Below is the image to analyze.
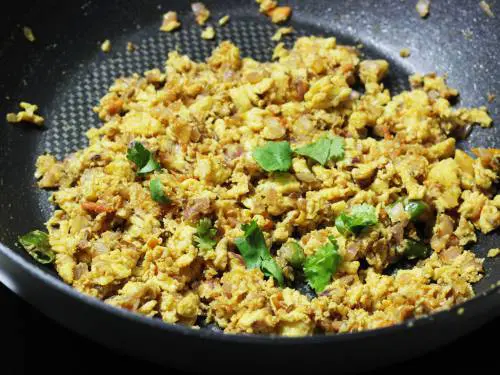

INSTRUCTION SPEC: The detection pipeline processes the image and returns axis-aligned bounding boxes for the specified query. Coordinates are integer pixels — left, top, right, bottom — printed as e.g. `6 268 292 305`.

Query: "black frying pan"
0 0 499 373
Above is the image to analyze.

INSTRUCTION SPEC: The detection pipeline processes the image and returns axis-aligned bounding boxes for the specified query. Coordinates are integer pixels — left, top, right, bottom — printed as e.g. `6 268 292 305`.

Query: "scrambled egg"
35 37 498 336
7 102 44 126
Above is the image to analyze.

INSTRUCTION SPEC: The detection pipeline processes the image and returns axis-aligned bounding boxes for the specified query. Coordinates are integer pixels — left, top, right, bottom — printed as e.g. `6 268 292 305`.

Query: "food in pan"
22 26 36 42
201 26 216 40
256 0 292 23
271 27 294 41
160 11 181 32
26 37 499 336
218 15 230 27
101 39 112 53
192 2 211 26
416 0 431 18
6 102 44 126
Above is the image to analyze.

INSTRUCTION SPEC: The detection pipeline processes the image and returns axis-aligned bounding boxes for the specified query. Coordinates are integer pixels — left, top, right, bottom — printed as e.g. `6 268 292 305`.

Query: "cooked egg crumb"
399 48 411 58
487 248 500 258
218 15 230 26
192 2 211 25
126 42 137 52
479 1 495 18
101 40 112 53
160 11 181 32
23 27 36 42
416 0 430 18
6 102 44 126
269 6 292 23
256 0 278 13
201 26 216 40
271 27 294 41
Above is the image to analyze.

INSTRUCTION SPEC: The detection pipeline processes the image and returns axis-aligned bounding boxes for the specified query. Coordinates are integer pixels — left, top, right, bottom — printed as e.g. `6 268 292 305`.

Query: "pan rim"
1 241 499 344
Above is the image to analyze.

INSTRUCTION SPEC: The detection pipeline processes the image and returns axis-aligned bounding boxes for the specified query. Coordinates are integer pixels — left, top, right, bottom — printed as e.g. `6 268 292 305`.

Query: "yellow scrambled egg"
35 37 499 336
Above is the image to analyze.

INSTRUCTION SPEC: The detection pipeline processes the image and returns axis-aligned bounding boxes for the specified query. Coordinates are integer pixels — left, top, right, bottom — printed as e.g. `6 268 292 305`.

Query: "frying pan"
0 0 499 372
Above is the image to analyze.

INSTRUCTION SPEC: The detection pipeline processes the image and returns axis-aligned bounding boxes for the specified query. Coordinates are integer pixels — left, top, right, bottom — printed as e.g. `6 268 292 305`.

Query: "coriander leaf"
303 236 341 293
328 136 345 161
18 230 55 264
149 179 171 204
234 221 268 268
253 141 292 172
334 213 351 236
139 157 161 175
234 220 284 286
349 204 378 228
127 141 160 175
260 257 284 287
294 135 345 165
193 218 217 252
127 141 149 167
295 137 331 165
335 204 378 235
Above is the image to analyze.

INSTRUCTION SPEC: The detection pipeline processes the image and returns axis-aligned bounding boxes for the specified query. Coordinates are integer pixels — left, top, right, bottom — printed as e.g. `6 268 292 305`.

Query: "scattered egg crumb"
201 26 216 40
218 15 230 26
269 6 292 23
6 102 44 126
416 0 431 18
192 2 211 25
271 26 294 41
457 307 465 315
101 39 112 53
126 42 138 52
479 1 495 18
487 248 500 258
160 11 181 32
23 26 36 42
256 0 278 13
255 1 292 23
399 48 411 58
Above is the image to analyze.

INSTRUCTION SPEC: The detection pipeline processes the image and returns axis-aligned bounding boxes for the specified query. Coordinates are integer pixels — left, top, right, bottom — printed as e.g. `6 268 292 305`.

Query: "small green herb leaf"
294 135 345 165
127 141 160 175
253 141 293 172
303 236 341 293
234 220 284 286
335 204 378 235
261 257 284 285
149 179 171 204
18 230 55 264
193 218 218 252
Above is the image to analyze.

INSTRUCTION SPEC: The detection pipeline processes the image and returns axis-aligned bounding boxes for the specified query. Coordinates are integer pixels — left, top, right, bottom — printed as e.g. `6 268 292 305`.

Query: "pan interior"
0 0 498 315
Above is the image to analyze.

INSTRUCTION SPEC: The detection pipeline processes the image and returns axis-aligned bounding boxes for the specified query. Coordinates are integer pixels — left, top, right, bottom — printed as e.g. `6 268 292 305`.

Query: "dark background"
2 282 497 374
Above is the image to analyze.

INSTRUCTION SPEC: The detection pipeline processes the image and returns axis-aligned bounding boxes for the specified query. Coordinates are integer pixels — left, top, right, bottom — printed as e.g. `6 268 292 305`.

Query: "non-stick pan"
0 0 499 372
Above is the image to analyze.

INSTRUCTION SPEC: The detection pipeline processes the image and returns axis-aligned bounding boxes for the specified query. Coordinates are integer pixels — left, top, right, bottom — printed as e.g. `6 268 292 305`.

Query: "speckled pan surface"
0 0 498 371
